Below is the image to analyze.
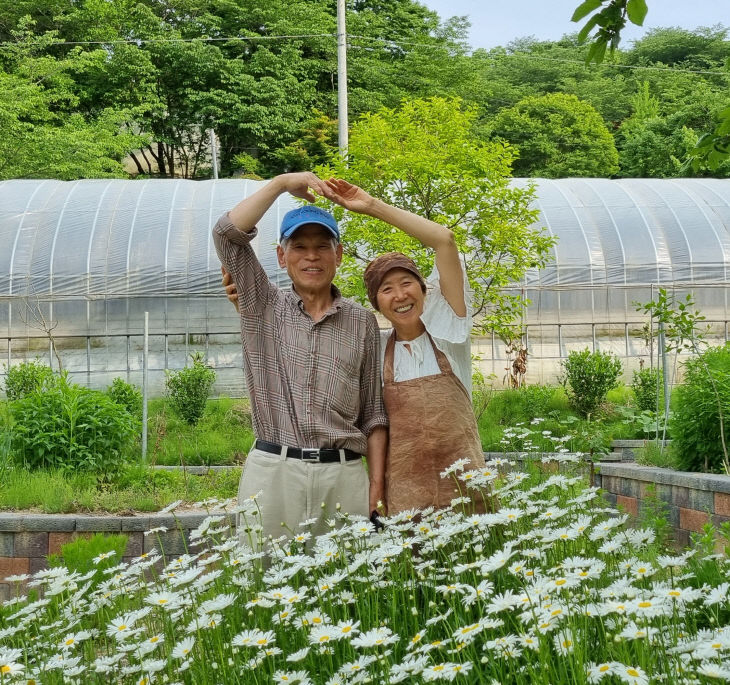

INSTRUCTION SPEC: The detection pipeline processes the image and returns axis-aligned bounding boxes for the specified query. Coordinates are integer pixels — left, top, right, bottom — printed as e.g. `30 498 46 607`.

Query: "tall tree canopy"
490 93 619 178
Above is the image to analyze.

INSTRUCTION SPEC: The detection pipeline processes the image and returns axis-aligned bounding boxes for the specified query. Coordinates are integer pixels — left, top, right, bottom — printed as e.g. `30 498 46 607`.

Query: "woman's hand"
221 266 240 313
323 178 375 215
369 478 386 519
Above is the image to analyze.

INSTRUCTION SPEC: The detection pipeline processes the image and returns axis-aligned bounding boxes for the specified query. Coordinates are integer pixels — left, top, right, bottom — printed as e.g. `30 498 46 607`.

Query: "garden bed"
4 456 730 684
596 461 730 548
0 465 241 514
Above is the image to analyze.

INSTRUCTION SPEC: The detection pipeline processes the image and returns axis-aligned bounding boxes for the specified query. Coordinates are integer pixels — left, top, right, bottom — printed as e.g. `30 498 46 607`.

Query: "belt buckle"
301 448 321 463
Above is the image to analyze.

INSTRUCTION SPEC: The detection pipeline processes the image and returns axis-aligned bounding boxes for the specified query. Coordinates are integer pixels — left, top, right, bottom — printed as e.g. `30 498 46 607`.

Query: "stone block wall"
595 463 730 548
0 512 236 602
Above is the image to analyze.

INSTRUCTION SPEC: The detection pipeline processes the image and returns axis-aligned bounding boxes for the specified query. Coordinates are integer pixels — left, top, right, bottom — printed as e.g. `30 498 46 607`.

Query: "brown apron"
383 331 486 514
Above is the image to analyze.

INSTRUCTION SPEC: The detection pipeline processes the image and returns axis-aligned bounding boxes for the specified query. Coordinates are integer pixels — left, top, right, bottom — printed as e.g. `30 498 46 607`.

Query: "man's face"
276 224 342 295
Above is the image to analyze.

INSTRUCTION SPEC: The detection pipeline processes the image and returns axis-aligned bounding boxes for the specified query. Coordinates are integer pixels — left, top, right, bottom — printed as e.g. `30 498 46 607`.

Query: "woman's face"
376 268 425 328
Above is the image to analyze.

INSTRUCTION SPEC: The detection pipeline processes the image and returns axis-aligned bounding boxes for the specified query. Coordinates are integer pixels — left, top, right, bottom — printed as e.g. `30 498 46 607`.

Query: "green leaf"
626 0 648 26
586 38 608 64
577 15 600 43
571 0 603 22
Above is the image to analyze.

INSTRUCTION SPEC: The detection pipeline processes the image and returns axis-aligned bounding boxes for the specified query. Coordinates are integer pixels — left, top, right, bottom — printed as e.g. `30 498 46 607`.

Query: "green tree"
0 0 474 178
0 25 143 180
490 93 619 178
570 1 730 172
318 97 556 338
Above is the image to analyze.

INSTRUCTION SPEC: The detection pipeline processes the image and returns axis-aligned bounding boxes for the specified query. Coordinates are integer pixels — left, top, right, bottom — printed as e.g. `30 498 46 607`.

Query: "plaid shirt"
213 213 388 454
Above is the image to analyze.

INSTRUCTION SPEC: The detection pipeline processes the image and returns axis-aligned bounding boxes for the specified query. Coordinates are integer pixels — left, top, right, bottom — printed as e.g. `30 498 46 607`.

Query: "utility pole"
337 0 348 156
209 129 219 179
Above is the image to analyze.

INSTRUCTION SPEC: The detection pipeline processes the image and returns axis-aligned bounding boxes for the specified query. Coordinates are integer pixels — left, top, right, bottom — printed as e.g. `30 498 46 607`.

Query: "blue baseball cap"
279 206 340 243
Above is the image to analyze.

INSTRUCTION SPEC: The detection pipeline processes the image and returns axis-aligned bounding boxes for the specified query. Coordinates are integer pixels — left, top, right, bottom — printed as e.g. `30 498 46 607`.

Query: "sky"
418 0 728 51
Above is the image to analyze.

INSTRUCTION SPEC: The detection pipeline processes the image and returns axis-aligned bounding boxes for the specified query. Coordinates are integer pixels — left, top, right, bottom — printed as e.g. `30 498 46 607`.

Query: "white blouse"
379 265 472 396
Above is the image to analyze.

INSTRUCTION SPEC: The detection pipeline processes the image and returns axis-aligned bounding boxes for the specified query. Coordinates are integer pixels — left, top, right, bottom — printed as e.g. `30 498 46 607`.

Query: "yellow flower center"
627 668 639 677
638 601 652 608
555 579 566 586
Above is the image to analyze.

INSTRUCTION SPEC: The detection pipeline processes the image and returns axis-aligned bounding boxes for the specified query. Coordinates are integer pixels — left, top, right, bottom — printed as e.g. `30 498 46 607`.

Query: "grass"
635 441 680 470
0 463 241 513
146 396 254 466
476 384 665 455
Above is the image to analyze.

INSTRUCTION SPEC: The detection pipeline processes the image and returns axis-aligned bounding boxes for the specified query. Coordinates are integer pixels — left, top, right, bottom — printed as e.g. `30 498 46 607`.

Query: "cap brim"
280 220 339 242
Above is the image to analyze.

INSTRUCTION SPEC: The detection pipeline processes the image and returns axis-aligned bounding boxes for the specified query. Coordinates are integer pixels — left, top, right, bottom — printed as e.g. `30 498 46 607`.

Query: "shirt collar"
287 284 343 316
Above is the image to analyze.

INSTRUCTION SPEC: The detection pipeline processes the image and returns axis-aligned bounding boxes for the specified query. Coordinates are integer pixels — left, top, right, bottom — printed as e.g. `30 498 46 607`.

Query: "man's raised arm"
228 172 330 233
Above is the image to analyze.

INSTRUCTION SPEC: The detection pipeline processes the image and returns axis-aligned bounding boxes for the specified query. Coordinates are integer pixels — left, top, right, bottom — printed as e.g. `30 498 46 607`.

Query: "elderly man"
213 172 388 549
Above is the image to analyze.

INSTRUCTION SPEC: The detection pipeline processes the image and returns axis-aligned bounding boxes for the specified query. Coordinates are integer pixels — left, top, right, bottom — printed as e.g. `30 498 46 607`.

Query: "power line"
483 51 730 78
0 33 338 47
1 30 728 78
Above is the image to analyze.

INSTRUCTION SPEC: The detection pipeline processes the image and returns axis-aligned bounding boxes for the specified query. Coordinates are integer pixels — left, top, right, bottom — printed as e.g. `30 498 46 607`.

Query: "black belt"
255 440 361 463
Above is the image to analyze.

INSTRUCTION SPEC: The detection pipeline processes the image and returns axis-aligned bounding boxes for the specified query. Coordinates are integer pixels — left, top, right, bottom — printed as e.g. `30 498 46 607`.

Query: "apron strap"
426 332 454 376
383 330 397 384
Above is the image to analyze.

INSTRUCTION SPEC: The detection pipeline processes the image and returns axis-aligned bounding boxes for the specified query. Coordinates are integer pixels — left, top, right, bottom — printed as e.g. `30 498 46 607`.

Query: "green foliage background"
0 1 727 180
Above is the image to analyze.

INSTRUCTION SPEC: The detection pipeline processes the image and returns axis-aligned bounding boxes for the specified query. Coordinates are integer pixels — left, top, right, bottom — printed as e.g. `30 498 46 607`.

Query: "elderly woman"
223 176 486 515
322 178 485 515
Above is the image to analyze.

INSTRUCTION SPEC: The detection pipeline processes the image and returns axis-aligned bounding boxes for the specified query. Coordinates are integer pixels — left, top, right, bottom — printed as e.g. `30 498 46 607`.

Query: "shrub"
632 367 663 412
3 359 56 400
106 377 143 418
165 352 216 425
9 377 139 473
670 343 730 473
559 348 623 418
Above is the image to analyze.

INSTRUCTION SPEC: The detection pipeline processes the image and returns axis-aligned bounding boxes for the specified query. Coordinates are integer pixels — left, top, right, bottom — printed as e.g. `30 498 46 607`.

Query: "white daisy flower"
171 637 195 659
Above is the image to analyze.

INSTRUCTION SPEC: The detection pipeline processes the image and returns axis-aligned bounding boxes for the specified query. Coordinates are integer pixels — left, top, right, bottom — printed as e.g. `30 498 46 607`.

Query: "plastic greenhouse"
1 177 730 396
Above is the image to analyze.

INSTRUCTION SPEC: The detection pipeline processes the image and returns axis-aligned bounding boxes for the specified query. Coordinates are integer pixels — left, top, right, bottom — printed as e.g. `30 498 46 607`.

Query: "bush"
670 343 730 473
165 352 216 425
47 532 128 582
9 377 139 473
106 377 143 418
632 367 663 412
559 348 623 418
3 360 56 400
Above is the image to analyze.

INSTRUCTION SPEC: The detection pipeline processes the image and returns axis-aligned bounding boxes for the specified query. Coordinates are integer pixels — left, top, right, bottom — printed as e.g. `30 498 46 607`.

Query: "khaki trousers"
237 447 369 550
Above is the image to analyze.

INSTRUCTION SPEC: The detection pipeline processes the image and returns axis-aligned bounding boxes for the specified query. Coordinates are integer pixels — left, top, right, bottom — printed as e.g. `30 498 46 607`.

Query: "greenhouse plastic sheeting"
0 178 291 299
1 177 730 391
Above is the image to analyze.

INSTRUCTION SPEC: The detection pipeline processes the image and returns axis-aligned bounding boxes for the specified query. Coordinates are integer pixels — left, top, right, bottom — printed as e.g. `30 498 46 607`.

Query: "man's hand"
221 266 240 313
323 178 376 215
278 172 330 203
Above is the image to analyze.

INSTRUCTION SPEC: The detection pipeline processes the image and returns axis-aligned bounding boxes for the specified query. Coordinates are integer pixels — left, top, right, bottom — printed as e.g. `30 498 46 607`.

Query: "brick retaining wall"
595 463 730 548
0 511 236 602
